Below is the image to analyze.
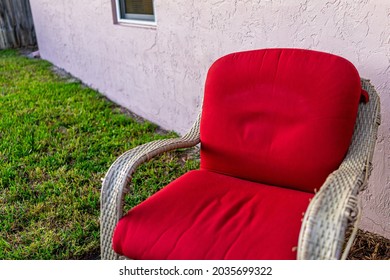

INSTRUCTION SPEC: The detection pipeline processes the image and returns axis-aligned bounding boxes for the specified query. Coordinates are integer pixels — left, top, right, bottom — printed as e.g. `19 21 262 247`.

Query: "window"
116 0 155 24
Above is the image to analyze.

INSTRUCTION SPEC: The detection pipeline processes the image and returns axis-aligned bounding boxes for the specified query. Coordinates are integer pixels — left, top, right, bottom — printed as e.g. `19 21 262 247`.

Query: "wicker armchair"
100 49 380 260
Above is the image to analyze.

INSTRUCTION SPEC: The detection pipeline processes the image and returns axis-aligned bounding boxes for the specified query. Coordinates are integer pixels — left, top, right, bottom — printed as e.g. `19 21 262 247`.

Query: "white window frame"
115 0 156 26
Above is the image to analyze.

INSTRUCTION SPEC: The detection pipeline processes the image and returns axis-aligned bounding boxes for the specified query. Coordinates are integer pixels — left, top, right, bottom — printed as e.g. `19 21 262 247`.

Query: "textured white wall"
30 0 389 238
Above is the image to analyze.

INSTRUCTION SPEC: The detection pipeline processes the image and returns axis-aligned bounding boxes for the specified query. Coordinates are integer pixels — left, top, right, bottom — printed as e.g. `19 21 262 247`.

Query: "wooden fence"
0 0 36 49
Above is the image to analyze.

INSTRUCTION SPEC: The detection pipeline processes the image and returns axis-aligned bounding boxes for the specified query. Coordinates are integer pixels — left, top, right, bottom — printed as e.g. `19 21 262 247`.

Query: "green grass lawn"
1 50 388 261
0 49 199 259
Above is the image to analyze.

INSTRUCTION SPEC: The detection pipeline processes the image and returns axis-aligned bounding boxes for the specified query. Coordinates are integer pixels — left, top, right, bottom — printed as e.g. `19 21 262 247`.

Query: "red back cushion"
200 49 362 192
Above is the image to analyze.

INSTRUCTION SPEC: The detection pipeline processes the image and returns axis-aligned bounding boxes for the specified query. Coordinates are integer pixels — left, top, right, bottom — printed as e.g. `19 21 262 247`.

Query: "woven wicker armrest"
297 79 381 259
100 115 200 259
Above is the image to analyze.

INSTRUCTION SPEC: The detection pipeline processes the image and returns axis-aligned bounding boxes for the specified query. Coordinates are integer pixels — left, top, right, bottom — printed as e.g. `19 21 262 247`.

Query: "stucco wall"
30 0 389 238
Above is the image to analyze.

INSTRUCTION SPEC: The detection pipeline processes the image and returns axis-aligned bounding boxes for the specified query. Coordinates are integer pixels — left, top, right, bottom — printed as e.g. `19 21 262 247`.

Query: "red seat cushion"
113 170 313 260
200 48 362 192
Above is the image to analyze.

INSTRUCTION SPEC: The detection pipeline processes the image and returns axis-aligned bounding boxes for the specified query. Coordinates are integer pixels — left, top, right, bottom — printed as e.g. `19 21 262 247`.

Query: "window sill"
116 19 157 29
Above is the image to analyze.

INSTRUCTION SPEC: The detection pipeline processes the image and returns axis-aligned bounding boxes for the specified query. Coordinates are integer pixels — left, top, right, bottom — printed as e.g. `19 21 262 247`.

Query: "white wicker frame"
100 79 380 260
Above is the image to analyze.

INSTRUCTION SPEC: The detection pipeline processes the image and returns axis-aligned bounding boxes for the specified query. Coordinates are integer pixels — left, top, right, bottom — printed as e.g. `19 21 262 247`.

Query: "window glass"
118 0 155 23
124 0 154 15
